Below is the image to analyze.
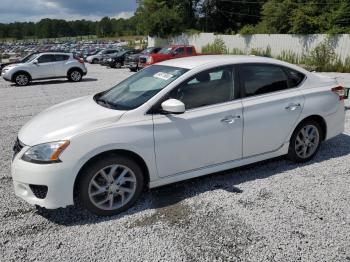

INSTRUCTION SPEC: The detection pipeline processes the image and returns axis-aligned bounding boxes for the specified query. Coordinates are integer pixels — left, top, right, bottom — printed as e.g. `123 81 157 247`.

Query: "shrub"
250 46 271 57
202 37 228 54
230 48 246 55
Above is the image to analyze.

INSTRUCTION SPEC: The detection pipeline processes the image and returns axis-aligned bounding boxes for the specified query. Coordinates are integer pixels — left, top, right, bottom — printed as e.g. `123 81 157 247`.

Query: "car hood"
18 95 126 146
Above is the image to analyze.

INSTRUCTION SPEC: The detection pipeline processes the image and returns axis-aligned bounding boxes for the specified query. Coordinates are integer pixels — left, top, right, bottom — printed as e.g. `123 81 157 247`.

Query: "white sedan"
11 55 345 216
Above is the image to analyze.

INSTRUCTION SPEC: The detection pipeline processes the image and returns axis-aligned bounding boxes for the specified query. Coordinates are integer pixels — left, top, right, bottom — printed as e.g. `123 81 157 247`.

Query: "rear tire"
68 69 82 82
92 58 98 64
77 155 144 216
14 72 30 86
129 67 138 72
287 119 323 163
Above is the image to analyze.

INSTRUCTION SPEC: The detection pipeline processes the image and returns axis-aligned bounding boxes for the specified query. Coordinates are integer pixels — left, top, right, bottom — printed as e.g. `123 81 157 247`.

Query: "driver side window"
38 55 56 63
169 66 235 110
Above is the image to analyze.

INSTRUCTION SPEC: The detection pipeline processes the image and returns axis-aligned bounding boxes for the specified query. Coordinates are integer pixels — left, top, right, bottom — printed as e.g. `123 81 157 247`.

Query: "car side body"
86 49 123 64
2 52 87 86
11 55 345 214
125 47 162 71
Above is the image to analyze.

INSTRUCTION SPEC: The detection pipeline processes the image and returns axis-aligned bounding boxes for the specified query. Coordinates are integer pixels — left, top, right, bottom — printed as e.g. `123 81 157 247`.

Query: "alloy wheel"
88 164 137 211
294 124 320 159
71 71 81 81
16 74 29 86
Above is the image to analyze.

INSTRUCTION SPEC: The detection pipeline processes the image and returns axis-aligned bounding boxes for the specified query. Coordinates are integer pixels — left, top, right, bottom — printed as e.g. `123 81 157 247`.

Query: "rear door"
53 54 70 77
239 63 305 157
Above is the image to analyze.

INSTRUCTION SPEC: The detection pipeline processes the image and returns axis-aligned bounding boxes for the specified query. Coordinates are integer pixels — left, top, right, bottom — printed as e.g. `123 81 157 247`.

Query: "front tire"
287 119 323 162
68 69 82 82
14 72 30 86
77 155 144 216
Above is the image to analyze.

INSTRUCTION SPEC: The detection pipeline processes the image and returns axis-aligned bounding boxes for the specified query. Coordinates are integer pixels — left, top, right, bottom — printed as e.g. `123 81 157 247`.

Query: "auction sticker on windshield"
153 72 174 80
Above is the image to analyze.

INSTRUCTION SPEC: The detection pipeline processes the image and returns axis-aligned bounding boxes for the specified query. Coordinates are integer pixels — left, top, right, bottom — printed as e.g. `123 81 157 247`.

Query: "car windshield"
27 54 41 63
21 53 37 63
157 47 173 54
96 65 188 110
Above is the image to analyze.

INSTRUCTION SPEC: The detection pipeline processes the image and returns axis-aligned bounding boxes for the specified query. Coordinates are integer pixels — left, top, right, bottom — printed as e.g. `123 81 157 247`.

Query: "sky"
0 0 138 23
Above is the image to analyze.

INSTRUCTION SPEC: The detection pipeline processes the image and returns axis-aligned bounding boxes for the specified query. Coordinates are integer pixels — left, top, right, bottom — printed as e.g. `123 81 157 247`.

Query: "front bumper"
125 61 138 68
2 71 11 81
11 147 76 209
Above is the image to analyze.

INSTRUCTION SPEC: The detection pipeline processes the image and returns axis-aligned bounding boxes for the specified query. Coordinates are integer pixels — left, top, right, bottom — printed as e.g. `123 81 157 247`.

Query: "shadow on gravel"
10 78 98 87
36 133 350 226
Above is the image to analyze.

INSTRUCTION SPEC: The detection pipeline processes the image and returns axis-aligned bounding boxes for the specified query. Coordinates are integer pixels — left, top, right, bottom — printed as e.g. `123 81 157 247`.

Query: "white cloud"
113 11 134 20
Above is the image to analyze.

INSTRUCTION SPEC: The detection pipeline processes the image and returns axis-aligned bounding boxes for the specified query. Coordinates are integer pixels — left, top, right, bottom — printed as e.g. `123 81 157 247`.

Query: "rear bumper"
324 104 345 140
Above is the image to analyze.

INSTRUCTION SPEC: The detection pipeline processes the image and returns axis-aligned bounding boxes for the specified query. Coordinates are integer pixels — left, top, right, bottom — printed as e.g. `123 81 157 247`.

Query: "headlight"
146 56 153 64
22 140 70 164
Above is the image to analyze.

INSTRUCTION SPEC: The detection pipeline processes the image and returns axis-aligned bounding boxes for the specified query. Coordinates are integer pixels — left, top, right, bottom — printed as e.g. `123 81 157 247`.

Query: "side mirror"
33 60 38 65
161 99 185 114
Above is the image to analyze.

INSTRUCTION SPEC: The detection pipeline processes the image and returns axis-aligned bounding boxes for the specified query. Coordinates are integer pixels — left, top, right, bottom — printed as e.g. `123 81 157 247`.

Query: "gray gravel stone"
0 65 349 261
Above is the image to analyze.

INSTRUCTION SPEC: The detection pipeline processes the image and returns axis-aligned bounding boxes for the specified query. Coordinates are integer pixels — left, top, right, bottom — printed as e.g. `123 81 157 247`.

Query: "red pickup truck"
138 45 197 69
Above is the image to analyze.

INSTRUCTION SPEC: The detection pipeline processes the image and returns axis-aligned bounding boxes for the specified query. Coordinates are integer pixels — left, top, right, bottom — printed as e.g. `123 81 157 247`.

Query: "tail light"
332 86 345 100
74 56 85 64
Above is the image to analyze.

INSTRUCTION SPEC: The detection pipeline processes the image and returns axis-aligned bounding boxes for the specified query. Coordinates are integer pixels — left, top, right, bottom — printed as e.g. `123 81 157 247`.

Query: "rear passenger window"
174 47 185 55
55 55 69 61
169 66 235 110
240 64 289 97
285 67 305 87
186 47 193 55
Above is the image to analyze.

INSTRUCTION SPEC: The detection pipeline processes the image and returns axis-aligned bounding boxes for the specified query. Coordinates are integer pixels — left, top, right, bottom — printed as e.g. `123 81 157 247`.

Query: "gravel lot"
0 64 349 262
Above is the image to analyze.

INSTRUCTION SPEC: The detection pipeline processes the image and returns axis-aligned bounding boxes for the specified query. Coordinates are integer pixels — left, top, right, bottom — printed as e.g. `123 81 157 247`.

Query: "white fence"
148 33 350 60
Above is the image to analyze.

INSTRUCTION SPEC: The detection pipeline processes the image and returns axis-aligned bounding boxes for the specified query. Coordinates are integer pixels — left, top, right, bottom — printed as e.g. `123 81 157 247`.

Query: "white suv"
11 55 345 216
2 52 87 86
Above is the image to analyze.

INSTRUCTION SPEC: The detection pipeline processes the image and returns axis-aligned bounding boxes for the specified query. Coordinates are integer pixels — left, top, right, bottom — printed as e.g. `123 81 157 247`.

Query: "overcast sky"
0 0 138 23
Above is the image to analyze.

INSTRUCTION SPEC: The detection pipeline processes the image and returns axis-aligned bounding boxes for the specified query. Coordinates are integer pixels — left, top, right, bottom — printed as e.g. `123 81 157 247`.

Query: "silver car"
2 52 87 86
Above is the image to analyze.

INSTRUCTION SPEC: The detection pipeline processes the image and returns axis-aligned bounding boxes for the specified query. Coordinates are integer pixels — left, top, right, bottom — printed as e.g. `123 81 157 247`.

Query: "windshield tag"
153 72 173 80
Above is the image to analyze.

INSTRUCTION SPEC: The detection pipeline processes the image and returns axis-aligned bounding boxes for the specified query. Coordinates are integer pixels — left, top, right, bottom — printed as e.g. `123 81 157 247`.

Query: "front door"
153 66 243 177
33 54 56 79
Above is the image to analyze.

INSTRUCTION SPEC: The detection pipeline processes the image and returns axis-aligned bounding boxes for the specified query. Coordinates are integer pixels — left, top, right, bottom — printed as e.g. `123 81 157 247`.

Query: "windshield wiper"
95 97 114 109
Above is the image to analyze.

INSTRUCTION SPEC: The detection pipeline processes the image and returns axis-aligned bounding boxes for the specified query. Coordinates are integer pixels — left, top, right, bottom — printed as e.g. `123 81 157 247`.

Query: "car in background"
2 52 87 86
86 49 123 64
138 45 198 70
82 50 99 61
0 52 39 73
101 50 142 68
124 47 161 72
11 55 345 216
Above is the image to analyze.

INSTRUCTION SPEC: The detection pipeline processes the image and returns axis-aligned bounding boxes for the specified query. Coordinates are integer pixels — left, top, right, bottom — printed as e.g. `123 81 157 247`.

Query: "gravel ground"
0 65 349 262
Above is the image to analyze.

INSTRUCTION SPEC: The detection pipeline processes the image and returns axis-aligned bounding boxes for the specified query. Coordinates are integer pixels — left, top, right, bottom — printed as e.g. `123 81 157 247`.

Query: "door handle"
221 115 241 124
285 103 301 111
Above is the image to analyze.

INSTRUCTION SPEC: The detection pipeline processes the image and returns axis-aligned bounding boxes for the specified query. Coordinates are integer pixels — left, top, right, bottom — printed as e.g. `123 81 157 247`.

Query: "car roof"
158 55 308 73
37 52 72 55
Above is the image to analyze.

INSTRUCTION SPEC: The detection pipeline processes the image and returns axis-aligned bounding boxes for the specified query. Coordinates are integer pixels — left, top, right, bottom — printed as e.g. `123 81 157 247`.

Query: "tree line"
1 0 350 40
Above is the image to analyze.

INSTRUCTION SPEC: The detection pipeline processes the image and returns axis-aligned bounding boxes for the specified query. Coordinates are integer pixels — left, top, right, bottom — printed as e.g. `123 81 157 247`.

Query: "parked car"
0 52 39 73
83 50 99 61
101 50 142 68
86 49 122 64
138 45 197 70
2 52 87 86
11 55 345 216
125 47 161 72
